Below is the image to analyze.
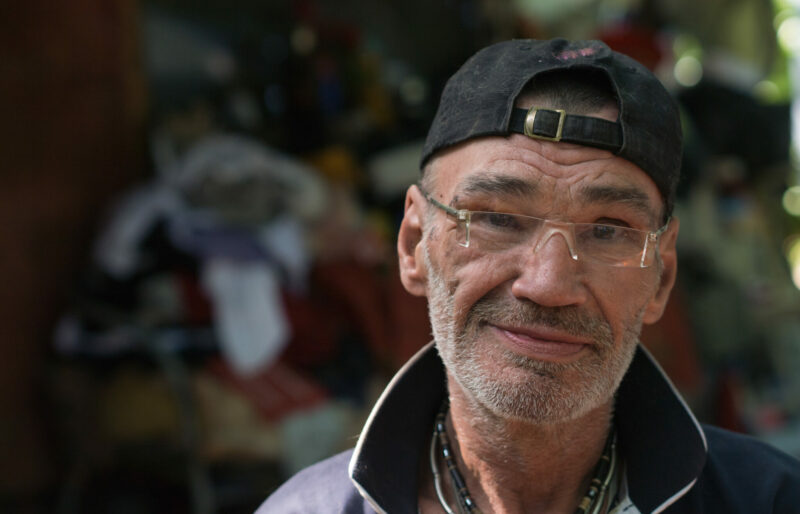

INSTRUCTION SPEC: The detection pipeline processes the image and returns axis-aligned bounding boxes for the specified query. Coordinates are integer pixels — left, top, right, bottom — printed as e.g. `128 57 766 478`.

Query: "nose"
532 224 579 261
510 228 587 308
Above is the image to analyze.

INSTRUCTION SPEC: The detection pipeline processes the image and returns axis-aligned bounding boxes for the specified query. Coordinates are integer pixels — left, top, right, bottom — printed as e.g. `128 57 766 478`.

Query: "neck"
439 375 614 514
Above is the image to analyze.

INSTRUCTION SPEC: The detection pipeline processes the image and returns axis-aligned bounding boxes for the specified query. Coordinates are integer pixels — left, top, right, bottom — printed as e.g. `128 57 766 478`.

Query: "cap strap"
509 107 622 152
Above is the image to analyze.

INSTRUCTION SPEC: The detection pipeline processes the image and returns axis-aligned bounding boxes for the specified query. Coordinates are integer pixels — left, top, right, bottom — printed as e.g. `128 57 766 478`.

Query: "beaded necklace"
429 402 618 514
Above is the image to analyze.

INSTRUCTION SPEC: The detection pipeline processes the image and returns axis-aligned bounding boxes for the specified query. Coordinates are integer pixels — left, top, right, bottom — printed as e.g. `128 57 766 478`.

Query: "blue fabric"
671 426 800 513
256 450 369 514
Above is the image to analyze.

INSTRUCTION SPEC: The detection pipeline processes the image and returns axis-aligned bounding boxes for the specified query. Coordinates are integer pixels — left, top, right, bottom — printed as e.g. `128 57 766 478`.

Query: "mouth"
488 322 591 362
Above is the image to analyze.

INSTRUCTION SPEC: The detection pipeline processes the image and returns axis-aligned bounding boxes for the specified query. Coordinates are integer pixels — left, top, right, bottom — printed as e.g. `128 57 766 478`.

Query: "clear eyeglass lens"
456 211 654 267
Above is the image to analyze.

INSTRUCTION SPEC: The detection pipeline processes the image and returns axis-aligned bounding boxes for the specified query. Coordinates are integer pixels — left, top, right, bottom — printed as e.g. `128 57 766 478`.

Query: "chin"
445 343 633 425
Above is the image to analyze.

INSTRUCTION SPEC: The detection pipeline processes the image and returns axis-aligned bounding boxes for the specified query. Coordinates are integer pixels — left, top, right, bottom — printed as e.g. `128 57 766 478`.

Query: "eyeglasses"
422 190 669 268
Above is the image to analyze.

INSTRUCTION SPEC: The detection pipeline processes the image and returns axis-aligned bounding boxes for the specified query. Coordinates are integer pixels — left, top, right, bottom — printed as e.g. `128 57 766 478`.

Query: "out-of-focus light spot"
754 80 780 102
785 236 800 289
778 16 800 54
784 0 800 12
772 4 797 31
228 89 261 129
206 50 236 81
672 34 702 59
774 7 796 31
674 56 703 87
783 186 800 215
399 76 427 106
792 262 800 290
291 25 316 55
787 236 800 263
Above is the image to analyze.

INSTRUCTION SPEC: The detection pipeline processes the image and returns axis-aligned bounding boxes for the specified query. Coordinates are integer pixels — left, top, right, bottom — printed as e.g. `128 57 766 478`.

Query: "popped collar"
259 342 800 513
349 342 706 514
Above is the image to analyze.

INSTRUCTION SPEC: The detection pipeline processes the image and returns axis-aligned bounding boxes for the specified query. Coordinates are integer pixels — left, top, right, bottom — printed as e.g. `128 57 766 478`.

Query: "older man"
258 38 800 513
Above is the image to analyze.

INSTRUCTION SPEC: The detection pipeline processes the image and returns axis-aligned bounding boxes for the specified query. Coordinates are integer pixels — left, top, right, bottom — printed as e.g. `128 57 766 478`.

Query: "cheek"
445 254 517 319
426 233 507 297
590 270 659 338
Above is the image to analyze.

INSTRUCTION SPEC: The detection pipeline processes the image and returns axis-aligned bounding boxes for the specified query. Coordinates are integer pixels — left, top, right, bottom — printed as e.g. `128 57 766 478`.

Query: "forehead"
428 134 664 220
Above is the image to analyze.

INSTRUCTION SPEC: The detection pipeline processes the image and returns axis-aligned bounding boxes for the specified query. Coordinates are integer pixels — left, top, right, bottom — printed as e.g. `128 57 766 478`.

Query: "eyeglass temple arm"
421 189 462 217
640 217 671 267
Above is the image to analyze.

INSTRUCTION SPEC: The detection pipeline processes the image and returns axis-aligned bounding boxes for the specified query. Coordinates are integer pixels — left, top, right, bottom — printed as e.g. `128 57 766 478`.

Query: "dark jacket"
258 344 800 513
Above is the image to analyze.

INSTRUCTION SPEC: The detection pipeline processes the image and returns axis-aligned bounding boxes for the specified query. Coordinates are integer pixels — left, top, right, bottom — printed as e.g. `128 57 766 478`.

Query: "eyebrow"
456 175 537 202
452 173 661 223
577 184 658 222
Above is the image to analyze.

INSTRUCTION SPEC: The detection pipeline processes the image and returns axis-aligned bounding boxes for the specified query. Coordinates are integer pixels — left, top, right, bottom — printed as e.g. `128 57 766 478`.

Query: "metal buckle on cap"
523 107 566 142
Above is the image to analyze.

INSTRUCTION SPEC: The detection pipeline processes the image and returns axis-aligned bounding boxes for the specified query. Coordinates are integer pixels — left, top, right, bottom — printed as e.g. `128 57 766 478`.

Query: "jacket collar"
349 343 707 514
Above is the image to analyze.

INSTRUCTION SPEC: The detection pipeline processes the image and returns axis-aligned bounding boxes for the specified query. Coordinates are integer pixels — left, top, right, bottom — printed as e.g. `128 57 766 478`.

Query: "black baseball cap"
421 38 682 214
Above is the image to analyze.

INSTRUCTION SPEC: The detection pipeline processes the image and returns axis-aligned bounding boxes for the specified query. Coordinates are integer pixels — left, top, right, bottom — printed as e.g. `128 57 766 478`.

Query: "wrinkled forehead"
426 134 666 224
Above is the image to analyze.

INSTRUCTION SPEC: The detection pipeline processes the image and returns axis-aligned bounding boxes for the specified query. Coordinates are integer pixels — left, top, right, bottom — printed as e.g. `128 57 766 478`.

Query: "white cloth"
202 259 289 375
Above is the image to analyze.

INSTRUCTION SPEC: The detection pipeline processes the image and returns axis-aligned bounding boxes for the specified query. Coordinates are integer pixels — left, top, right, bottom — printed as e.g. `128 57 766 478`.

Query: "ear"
397 185 428 297
642 217 680 324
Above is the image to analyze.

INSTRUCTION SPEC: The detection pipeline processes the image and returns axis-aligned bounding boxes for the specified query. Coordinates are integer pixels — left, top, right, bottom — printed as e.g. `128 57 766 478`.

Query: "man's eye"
592 224 618 240
485 213 518 229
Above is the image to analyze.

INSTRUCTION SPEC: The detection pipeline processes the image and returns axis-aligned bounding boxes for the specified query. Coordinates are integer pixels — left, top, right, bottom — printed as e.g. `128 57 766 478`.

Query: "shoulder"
677 425 800 512
702 425 800 477
255 449 368 514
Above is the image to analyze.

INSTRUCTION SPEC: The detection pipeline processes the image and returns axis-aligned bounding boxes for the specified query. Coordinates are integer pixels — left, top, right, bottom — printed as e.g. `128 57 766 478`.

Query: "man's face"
414 133 677 424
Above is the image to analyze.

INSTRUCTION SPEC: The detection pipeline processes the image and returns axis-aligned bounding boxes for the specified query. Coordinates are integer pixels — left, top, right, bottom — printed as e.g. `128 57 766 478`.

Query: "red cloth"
207 357 328 422
598 23 665 71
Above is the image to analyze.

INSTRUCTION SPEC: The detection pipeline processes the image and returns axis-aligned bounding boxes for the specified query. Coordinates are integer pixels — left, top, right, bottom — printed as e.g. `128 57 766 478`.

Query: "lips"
490 323 590 361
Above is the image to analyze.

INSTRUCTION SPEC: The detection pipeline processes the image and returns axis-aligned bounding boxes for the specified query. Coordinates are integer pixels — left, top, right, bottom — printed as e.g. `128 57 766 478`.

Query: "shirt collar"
349 343 707 514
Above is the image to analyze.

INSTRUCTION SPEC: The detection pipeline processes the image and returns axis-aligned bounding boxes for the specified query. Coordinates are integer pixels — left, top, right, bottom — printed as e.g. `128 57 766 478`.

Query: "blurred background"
4 0 800 512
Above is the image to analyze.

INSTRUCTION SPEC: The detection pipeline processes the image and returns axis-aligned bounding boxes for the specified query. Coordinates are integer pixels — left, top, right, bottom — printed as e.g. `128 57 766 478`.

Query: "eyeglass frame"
419 187 670 268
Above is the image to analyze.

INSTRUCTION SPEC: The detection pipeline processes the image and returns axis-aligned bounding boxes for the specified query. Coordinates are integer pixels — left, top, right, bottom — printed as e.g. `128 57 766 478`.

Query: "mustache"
465 291 614 348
